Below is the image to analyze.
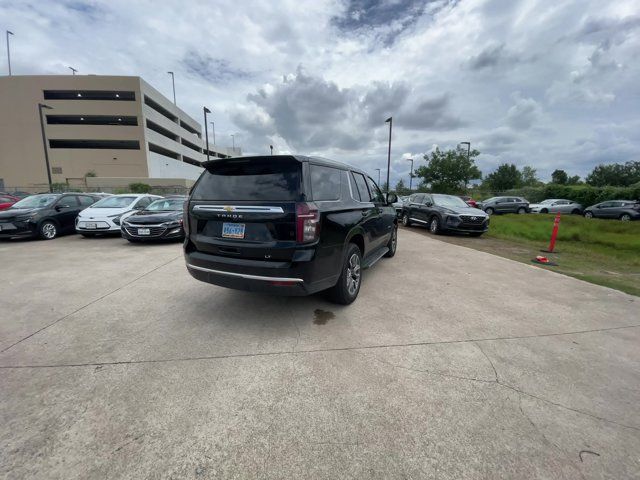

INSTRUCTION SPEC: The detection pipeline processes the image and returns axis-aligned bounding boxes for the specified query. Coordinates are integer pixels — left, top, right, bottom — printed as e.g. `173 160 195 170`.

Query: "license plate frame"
222 222 245 239
138 228 150 235
86 222 97 229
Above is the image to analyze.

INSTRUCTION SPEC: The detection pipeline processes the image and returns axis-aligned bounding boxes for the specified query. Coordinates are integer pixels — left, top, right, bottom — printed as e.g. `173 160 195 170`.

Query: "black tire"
517 207 527 214
401 213 411 227
384 224 397 258
540 208 548 214
38 220 58 240
429 216 441 235
326 243 362 305
469 232 484 237
584 211 593 219
485 207 494 215
620 213 631 222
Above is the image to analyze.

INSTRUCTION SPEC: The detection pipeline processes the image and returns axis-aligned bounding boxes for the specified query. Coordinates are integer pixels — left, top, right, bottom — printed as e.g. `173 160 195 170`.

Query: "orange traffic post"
542 213 561 253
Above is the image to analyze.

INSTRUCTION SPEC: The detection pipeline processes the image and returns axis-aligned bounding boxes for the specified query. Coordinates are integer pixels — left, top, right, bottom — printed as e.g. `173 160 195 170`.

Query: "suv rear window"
193 158 301 201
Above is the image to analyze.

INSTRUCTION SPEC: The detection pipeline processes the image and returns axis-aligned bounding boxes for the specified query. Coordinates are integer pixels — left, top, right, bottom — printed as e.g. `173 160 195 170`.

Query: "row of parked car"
0 192 186 242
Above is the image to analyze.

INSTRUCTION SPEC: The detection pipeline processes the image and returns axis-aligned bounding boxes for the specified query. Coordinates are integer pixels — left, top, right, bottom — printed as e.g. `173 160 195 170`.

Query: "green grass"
473 214 640 296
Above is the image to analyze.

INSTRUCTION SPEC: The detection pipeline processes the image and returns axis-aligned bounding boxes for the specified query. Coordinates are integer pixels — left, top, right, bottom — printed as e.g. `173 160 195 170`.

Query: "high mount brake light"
296 202 319 243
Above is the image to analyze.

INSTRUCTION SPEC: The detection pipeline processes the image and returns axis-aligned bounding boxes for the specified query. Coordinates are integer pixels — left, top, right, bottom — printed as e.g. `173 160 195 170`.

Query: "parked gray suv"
477 196 529 215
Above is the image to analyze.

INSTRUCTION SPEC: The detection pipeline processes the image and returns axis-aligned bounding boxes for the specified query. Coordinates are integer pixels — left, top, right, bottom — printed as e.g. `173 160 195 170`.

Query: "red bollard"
543 213 561 253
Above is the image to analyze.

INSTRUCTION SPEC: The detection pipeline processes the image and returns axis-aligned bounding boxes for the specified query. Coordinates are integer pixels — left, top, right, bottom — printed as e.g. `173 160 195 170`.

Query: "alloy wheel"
621 214 631 221
345 253 361 296
42 223 57 239
430 218 438 233
390 227 397 252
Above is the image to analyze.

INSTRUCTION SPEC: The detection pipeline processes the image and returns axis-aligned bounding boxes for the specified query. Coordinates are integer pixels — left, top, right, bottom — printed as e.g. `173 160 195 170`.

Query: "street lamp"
385 117 392 193
460 141 471 192
6 30 14 76
167 71 176 105
37 103 54 192
270 145 274 156
375 168 381 185
68 66 77 75
406 158 414 191
203 107 211 162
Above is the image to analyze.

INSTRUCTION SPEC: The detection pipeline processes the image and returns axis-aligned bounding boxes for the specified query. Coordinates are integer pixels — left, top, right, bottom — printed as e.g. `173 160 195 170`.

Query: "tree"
414 146 482 194
567 175 581 185
521 166 540 186
482 164 523 192
585 161 640 187
551 169 568 184
394 178 410 196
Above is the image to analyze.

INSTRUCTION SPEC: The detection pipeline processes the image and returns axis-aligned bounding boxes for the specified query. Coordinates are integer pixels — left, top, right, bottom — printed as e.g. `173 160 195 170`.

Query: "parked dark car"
477 196 529 215
401 193 489 236
584 200 640 221
183 155 398 304
0 194 19 211
0 193 100 239
121 197 187 242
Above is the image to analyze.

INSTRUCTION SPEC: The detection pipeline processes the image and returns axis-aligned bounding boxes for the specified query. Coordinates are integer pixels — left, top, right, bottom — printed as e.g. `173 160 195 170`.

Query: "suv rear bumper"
185 249 336 296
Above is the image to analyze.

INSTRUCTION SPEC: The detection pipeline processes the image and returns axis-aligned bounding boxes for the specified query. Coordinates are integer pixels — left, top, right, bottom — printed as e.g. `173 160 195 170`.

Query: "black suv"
183 155 398 304
477 196 529 215
401 193 489 236
0 193 100 240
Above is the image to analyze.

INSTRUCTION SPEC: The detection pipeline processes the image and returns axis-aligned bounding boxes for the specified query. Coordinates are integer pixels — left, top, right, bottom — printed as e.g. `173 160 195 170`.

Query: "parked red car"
0 194 19 211
460 195 478 208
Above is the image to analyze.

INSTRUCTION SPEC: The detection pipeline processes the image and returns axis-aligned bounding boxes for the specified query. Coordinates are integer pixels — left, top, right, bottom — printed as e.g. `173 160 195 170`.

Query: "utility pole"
6 30 14 76
385 117 392 194
270 145 274 155
38 103 54 192
406 158 414 191
203 107 211 162
167 71 176 105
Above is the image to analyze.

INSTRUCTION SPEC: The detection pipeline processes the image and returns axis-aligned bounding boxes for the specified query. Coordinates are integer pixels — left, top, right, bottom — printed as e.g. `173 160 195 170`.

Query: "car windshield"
90 196 137 208
432 194 469 208
12 194 58 208
145 199 185 211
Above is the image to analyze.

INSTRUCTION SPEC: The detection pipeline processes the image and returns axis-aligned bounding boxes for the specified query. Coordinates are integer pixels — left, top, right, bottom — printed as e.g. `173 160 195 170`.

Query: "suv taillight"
296 202 320 243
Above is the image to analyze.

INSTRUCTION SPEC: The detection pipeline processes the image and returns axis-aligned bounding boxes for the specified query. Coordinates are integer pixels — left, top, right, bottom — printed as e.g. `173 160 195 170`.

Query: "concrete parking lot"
1 229 639 479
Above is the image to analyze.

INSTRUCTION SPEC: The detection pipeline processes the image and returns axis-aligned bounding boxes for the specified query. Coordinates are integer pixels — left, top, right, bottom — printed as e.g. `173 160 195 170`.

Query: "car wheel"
485 207 494 215
401 213 411 227
540 208 548 214
39 220 58 240
429 216 441 235
327 243 362 305
620 213 631 222
517 207 527 214
384 224 397 258
584 211 593 219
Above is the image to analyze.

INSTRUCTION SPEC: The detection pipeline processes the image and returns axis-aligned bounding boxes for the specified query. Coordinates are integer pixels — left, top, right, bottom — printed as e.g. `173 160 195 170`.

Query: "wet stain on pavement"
313 309 335 325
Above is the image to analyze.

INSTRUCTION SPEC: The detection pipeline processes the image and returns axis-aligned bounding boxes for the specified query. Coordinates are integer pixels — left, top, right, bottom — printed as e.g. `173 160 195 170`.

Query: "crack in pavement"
0 255 182 354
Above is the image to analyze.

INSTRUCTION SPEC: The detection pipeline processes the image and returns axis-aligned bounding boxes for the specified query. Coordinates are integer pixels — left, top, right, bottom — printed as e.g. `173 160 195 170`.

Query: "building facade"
0 75 240 191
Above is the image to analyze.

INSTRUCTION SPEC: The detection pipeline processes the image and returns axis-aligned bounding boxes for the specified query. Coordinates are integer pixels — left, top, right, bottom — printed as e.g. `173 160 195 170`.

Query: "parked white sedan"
529 199 583 214
75 194 162 236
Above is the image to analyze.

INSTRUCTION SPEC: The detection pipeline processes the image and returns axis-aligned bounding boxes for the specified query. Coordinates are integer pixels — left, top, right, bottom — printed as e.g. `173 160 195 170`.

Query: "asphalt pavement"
1 229 639 479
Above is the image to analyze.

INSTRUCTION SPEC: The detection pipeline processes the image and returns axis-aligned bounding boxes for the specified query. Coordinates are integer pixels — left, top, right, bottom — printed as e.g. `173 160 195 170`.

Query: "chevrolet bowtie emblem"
224 206 233 212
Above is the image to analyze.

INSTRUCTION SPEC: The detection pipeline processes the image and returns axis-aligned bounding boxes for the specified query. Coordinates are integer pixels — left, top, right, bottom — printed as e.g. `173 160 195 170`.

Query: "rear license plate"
86 222 97 229
138 228 150 235
222 222 245 239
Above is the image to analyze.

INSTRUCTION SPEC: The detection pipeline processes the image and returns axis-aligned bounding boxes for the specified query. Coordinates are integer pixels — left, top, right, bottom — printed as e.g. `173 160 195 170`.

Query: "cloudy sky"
2 0 639 185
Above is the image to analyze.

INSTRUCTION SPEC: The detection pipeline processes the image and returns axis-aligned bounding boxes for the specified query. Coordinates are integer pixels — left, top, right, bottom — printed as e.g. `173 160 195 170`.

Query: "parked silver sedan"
529 199 583 214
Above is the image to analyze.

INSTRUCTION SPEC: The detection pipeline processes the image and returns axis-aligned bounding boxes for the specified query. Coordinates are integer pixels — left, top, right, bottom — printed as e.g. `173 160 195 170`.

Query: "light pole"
460 141 471 192
167 71 176 105
68 66 77 75
203 107 211 162
406 158 414 191
385 117 392 193
375 168 381 185
210 121 215 145
6 30 14 76
38 103 54 192
270 145 274 156
230 134 235 151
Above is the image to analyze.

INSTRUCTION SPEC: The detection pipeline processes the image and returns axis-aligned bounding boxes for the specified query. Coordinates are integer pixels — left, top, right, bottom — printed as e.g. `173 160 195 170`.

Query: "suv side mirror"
386 193 398 204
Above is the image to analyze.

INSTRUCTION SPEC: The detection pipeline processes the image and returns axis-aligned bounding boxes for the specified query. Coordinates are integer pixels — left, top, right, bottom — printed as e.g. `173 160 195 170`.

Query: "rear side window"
310 165 341 201
59 195 79 206
351 172 371 202
193 158 301 201
77 195 96 206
